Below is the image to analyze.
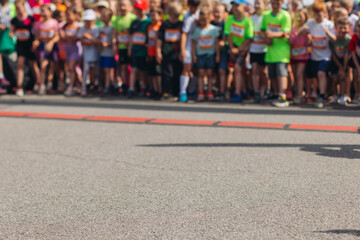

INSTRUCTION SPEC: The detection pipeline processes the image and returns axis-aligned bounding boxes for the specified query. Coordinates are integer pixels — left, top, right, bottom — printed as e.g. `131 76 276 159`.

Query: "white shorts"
183 39 192 64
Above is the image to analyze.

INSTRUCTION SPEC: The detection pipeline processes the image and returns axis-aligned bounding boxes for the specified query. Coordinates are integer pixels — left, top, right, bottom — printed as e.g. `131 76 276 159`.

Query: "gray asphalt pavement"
0 95 359 239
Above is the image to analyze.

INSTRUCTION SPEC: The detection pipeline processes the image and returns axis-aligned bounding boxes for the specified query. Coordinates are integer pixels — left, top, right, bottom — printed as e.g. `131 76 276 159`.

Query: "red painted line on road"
27 113 89 120
86 115 151 123
0 111 30 117
149 118 217 126
289 124 358 132
218 121 285 129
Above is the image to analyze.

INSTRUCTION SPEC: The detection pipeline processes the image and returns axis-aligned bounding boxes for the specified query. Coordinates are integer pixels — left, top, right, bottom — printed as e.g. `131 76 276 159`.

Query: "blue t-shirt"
191 24 219 55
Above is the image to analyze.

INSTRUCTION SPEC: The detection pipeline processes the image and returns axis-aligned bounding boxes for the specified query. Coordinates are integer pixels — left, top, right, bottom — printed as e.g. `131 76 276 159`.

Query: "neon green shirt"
260 9 291 63
224 15 254 47
112 13 137 49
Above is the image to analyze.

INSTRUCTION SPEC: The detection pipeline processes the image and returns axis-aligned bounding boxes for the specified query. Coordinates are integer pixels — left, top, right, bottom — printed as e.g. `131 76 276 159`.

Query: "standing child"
329 18 351 105
290 8 310 104
260 0 292 107
77 9 100 96
211 2 228 101
192 8 220 101
156 2 183 98
127 0 151 98
0 0 12 93
299 0 336 108
53 9 66 92
147 7 163 100
62 7 81 96
179 0 200 102
10 0 40 96
99 8 115 95
250 0 268 103
348 20 360 106
33 4 59 95
225 0 254 103
112 0 136 92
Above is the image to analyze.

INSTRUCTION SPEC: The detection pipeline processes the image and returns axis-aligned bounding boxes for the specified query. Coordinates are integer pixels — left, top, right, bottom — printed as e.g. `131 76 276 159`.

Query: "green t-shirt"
330 34 351 59
130 18 152 57
260 9 291 63
224 15 254 47
112 13 137 49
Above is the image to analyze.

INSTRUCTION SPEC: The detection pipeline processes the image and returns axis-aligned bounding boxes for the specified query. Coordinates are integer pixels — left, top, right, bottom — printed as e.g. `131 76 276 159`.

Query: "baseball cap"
134 0 149 10
82 9 97 21
231 0 248 5
97 0 110 9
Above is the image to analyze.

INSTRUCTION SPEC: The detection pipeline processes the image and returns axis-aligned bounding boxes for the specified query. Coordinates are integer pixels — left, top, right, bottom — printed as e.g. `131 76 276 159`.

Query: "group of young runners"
0 0 360 107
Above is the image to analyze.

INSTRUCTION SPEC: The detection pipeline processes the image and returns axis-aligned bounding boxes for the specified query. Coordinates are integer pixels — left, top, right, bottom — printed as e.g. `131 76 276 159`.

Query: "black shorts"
17 47 37 60
147 57 161 76
131 56 147 71
118 49 130 65
250 52 266 66
329 58 344 76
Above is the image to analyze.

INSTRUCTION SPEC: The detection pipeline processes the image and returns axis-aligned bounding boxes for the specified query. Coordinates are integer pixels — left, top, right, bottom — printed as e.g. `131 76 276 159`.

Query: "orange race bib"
291 44 307 58
334 45 346 58
117 32 129 44
165 29 181 42
16 29 30 41
268 23 281 33
198 36 213 49
312 36 327 50
133 32 146 45
40 28 55 42
230 24 244 38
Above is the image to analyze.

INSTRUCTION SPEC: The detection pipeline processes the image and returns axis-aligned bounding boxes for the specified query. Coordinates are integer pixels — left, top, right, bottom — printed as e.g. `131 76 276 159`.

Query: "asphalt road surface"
0 95 359 239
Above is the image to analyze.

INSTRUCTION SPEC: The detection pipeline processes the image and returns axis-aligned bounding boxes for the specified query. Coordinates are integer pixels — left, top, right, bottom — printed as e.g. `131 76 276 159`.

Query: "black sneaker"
253 92 261 103
127 89 135 99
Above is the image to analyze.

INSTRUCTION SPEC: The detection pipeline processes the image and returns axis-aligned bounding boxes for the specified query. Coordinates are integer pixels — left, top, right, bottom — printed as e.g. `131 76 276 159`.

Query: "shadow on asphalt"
137 143 360 159
1 98 360 118
316 229 360 236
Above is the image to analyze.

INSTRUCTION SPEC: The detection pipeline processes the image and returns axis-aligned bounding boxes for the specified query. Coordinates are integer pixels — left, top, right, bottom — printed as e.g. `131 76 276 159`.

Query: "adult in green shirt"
260 0 291 107
224 0 253 103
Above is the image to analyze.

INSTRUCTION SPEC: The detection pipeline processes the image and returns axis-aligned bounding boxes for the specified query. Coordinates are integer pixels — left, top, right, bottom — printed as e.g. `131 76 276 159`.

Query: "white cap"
82 9 97 21
97 0 110 8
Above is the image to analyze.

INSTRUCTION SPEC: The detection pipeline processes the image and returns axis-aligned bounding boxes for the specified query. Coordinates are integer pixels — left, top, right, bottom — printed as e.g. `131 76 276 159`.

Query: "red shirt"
147 22 161 57
348 33 359 54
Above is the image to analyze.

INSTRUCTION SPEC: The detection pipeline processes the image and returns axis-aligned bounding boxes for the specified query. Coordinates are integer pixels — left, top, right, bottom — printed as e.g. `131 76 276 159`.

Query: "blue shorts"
100 56 115 68
38 42 58 61
197 54 215 69
307 60 330 78
219 46 229 70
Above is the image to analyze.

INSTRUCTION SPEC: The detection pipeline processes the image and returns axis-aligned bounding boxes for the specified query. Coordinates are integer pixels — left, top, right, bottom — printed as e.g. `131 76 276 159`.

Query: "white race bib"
165 29 181 42
291 45 307 58
334 45 346 58
132 32 146 45
198 36 213 49
100 32 108 43
268 23 281 33
312 36 327 50
16 29 30 41
117 33 129 44
65 27 77 37
230 24 244 38
40 28 55 41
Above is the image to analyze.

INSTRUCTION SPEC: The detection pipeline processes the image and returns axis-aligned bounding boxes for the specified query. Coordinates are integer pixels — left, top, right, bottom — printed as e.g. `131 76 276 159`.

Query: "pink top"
35 18 59 43
290 26 309 61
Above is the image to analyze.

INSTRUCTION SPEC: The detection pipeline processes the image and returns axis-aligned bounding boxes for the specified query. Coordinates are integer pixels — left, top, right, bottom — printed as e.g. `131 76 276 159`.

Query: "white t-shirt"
305 18 335 61
182 10 199 51
249 14 267 53
349 13 359 35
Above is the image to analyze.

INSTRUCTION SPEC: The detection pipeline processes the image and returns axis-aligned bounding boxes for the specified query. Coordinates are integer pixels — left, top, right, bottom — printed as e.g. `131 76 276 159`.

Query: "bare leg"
198 69 205 93
17 56 25 89
234 64 242 95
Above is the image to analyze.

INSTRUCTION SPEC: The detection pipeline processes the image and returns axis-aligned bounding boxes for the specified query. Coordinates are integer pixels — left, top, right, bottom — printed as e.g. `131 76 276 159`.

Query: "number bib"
132 32 146 45
198 36 213 49
251 31 266 52
291 45 307 58
268 23 281 33
83 32 94 45
334 45 346 58
100 32 108 43
40 28 55 42
65 26 77 38
165 29 181 42
117 33 129 44
230 24 244 38
148 30 156 39
312 36 327 50
16 29 30 41
32 6 40 15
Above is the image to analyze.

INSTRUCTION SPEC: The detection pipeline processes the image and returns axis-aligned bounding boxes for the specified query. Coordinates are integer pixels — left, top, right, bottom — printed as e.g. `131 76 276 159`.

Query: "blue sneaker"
230 93 242 103
179 93 187 102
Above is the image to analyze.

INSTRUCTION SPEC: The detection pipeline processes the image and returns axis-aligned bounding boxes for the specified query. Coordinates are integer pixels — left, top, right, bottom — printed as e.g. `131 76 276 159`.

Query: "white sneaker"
46 82 53 91
33 84 39 93
339 96 347 106
16 88 24 97
80 88 87 96
39 84 46 95
64 87 76 96
331 95 339 104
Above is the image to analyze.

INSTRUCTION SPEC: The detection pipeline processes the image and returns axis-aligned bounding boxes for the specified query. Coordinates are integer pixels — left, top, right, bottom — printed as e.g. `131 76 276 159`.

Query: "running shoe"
339 96 347 106
127 89 135 99
253 92 261 103
207 92 215 101
16 88 24 97
39 84 46 95
272 97 289 107
293 96 303 105
197 92 205 102
314 97 325 108
230 93 242 103
80 88 87 97
179 93 187 103
330 95 339 104
64 87 76 96
0 87 6 94
0 77 10 86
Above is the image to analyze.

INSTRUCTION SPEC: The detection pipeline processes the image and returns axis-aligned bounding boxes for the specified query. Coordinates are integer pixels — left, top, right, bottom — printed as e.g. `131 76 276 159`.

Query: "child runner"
33 4 59 95
112 0 136 92
290 8 309 104
300 0 336 108
261 0 292 107
77 9 100 96
192 8 220 101
127 0 151 99
53 9 66 92
0 0 12 93
348 20 360 106
179 0 200 102
99 8 116 95
156 2 183 98
10 0 40 96
211 2 228 101
225 0 254 103
250 0 268 103
62 6 81 96
147 7 163 100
